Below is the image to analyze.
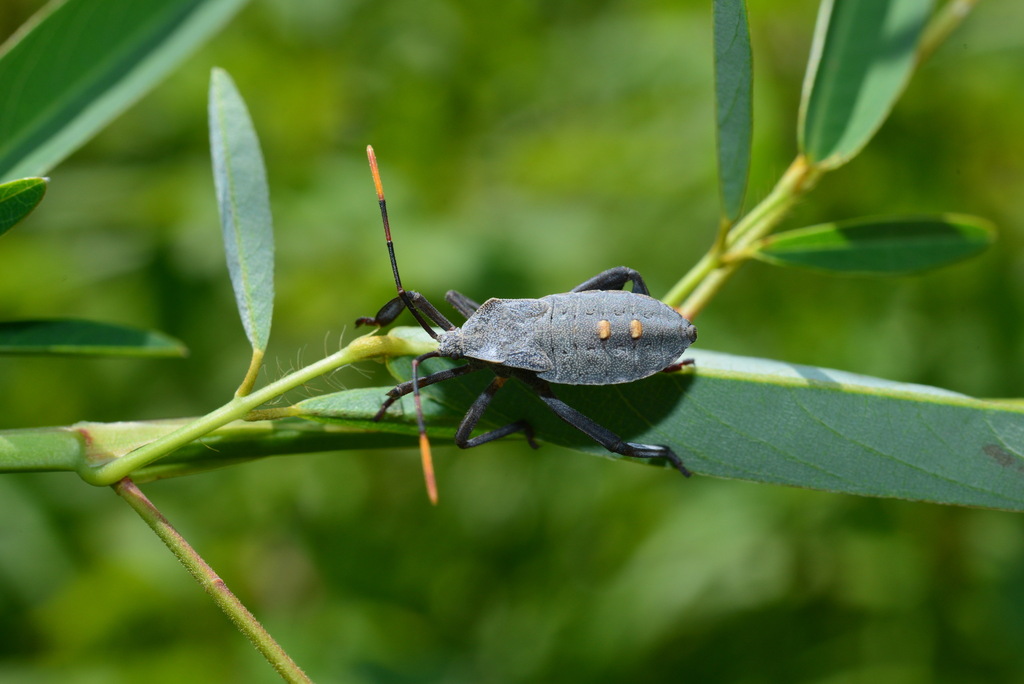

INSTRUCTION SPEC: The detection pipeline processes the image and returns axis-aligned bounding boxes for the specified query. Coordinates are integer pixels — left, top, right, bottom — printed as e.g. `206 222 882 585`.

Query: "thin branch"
113 478 312 683
79 331 436 485
918 0 980 65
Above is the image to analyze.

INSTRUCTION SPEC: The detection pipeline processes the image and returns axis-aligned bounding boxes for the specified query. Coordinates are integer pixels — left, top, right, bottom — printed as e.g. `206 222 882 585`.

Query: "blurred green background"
2 0 1024 681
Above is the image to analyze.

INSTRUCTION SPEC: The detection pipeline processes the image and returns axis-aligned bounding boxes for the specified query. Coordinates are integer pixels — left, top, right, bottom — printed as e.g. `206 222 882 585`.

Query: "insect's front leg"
356 295 405 327
372 363 479 420
355 291 457 330
570 266 650 295
445 290 481 318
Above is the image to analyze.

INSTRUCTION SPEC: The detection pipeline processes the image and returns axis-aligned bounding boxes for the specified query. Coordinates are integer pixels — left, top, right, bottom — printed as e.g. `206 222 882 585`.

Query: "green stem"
665 1 973 318
664 156 820 316
710 215 733 258
236 348 265 397
113 478 312 683
724 155 819 250
918 0 980 65
661 251 718 313
675 260 742 321
79 331 435 485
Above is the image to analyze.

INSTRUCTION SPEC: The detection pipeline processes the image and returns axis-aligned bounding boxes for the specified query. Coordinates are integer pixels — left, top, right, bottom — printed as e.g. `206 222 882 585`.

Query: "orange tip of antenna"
419 433 438 505
366 145 385 200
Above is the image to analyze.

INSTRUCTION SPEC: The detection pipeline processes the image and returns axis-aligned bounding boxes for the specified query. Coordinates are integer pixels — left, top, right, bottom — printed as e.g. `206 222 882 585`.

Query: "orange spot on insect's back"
597 319 612 340
630 319 643 339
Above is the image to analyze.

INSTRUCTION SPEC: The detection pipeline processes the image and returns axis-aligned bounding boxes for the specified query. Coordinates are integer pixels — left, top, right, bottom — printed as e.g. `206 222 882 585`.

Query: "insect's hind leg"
454 376 539 450
445 290 481 318
661 358 696 374
570 266 650 295
355 291 457 330
525 377 692 477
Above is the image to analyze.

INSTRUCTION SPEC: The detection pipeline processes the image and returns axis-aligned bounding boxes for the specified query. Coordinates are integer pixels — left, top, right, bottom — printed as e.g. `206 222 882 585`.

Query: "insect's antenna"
411 352 440 505
366 146 439 340
368 146 441 503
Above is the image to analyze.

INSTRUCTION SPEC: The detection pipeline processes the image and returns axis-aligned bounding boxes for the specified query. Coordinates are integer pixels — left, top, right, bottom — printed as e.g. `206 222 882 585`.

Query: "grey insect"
356 146 697 502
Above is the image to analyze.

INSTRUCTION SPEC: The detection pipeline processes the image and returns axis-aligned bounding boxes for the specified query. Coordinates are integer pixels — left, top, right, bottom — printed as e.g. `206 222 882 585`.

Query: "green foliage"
0 319 186 356
1 0 1023 682
799 0 934 168
208 67 274 355
0 0 249 181
303 334 1024 510
750 214 996 274
0 177 46 236
712 0 753 220
0 0 243 357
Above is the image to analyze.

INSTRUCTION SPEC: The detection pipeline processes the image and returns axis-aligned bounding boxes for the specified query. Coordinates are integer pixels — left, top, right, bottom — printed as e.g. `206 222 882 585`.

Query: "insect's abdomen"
537 290 695 385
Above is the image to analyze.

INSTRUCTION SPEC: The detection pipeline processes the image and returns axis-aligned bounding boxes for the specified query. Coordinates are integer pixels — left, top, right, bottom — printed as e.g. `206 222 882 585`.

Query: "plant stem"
113 478 311 683
726 156 818 250
237 348 265 397
665 1 974 318
661 251 719 313
664 156 820 317
79 331 435 485
918 0 980 65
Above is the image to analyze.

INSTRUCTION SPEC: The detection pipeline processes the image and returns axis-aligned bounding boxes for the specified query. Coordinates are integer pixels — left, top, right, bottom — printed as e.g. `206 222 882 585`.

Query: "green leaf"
0 177 46 237
0 319 187 357
0 0 249 181
208 67 275 353
712 0 753 221
0 417 419 477
798 0 933 169
297 387 463 436
297 335 1024 511
749 214 995 275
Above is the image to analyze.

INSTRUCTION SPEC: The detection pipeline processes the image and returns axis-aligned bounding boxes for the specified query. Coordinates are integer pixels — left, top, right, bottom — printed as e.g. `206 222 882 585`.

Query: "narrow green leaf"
208 67 274 353
799 0 933 169
0 0 249 181
298 335 1024 511
712 0 753 221
0 418 417 477
0 319 187 357
297 388 463 436
0 177 46 237
750 214 995 275
0 427 86 472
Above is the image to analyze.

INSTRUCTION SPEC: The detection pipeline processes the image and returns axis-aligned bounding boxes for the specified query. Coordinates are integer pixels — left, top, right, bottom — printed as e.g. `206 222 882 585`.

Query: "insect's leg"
373 363 478 420
661 358 695 374
525 377 692 477
570 266 650 295
355 290 457 331
445 290 482 318
356 295 404 327
407 291 457 330
454 376 539 449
